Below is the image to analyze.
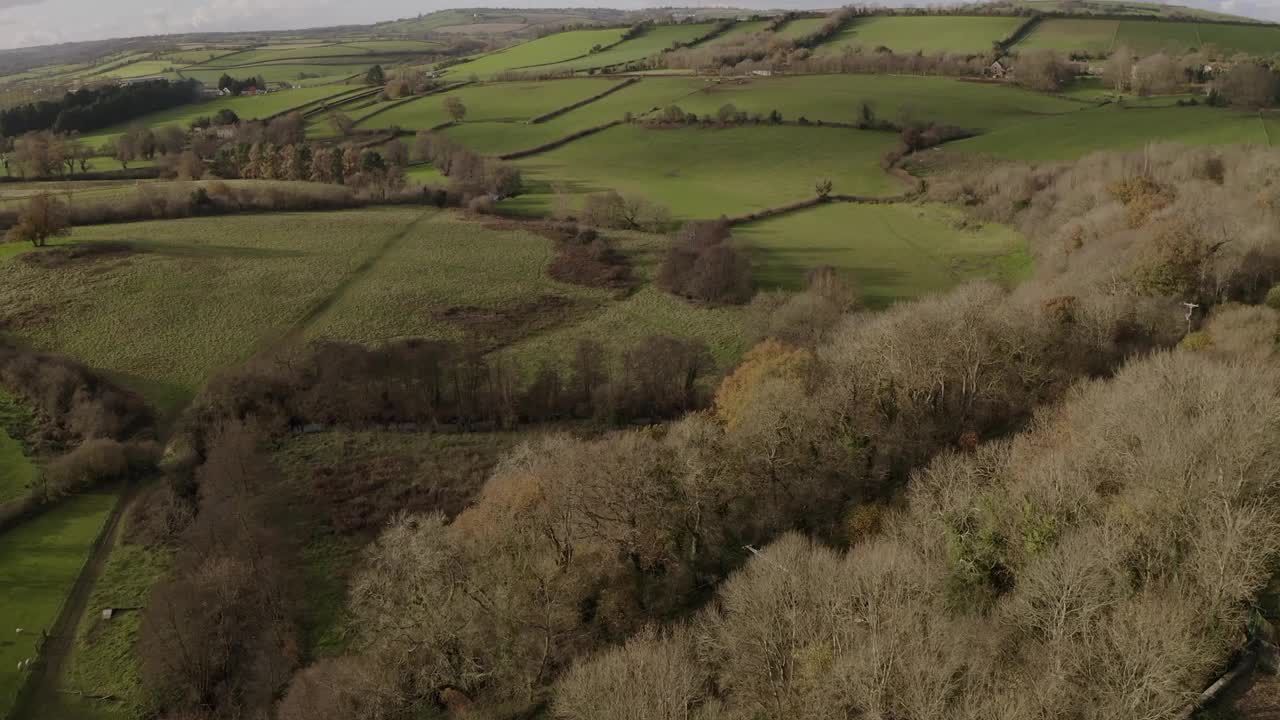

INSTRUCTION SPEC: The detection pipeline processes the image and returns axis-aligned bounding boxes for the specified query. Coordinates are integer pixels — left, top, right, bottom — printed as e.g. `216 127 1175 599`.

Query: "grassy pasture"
358 78 619 129
343 39 442 53
60 538 169 718
160 49 240 64
530 23 720 73
445 28 627 78
817 15 1025 55
76 85 360 149
948 104 1267 160
97 61 179 79
305 212 608 346
196 44 387 67
505 229 754 369
0 389 37 504
181 63 375 86
775 16 827 39
512 124 903 219
736 202 1030 306
1195 23 1280 54
0 207 429 414
670 74 1082 131
1016 18 1280 55
704 19 773 45
438 77 705 154
0 492 116 718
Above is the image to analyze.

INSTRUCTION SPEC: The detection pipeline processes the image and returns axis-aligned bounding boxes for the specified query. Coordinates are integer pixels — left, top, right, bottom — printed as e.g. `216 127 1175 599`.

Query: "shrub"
1266 285 1280 310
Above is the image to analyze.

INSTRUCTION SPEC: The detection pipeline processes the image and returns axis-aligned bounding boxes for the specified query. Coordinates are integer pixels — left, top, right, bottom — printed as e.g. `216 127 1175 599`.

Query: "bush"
657 220 753 304
1266 285 1280 310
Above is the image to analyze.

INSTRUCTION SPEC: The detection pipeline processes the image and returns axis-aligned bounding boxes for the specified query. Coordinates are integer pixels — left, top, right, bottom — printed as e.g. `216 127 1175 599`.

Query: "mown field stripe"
289 210 440 337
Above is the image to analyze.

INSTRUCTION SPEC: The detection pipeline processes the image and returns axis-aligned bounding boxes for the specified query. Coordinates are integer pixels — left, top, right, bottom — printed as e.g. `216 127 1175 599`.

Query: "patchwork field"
1015 17 1280 55
526 23 720 74
513 124 907 219
668 74 1082 131
775 16 827 39
75 85 361 150
356 78 621 129
445 28 628 78
438 77 705 154
0 208 430 414
817 15 1025 55
181 63 372 86
736 202 1031 306
948 104 1268 160
0 492 116 718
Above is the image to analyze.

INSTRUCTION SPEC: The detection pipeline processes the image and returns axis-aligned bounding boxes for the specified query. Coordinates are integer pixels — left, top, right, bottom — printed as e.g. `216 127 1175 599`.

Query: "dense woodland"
55 143 1265 720
0 79 198 137
6 5 1280 720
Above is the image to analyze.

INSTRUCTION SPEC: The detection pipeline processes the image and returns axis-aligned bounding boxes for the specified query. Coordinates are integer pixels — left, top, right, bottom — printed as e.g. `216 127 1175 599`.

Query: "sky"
0 0 1277 49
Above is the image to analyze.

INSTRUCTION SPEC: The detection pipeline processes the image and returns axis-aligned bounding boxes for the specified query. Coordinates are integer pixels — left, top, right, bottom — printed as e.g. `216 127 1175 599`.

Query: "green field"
704 19 773 46
60 538 169 718
776 16 827 40
669 74 1082 131
440 76 702 154
0 492 116 717
513 124 905 219
357 78 620 129
76 85 361 150
445 28 627 78
195 44 393 67
97 61 178 79
1015 18 1280 55
736 202 1030 306
304 213 607 345
528 23 720 74
817 15 1025 55
949 104 1268 160
0 207 429 414
298 210 751 368
0 389 37 505
181 63 375 86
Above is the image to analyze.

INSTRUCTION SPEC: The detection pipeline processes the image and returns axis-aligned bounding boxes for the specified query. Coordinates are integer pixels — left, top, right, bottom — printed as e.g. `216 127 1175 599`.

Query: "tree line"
0 79 198 137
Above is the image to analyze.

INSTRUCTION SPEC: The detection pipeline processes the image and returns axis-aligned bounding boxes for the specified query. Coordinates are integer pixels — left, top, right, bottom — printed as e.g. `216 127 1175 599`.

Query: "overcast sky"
0 0 1277 50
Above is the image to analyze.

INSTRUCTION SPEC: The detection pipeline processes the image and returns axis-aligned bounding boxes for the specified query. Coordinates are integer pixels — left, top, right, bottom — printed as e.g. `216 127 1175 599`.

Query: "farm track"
288 210 438 337
11 484 137 720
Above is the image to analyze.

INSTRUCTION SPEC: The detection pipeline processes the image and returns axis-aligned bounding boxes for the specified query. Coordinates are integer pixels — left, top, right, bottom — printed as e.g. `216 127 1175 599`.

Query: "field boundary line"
269 86 374 121
1260 111 1273 146
287 210 439 338
529 77 641 124
354 81 473 129
498 119 625 160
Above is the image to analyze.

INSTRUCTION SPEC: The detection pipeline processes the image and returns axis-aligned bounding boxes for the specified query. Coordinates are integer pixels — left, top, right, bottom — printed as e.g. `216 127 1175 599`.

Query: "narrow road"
14 483 137 719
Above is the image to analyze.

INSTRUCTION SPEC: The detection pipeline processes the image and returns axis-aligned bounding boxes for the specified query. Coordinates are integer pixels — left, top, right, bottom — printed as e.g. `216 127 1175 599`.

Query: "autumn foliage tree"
6 192 70 247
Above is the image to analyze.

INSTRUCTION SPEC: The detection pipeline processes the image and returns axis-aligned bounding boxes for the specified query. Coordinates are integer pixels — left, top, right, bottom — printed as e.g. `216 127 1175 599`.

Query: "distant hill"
994 0 1267 23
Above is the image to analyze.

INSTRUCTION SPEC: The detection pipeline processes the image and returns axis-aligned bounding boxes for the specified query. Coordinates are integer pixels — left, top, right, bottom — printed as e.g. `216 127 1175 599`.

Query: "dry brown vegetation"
927 144 1280 306
119 144 1280 720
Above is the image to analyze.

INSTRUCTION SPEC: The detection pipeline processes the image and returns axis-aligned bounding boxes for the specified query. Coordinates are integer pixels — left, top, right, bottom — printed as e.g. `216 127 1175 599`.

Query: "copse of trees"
657 219 754 305
216 73 265 96
926 144 1280 306
555 334 1280 720
414 130 522 202
0 79 198 137
1214 62 1280 107
1012 49 1077 91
